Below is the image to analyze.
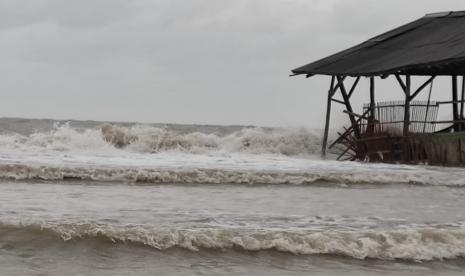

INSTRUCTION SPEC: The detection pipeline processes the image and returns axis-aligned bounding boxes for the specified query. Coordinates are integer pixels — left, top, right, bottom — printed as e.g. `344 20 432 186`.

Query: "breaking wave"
2 221 465 261
0 163 464 186
1 122 464 186
0 123 322 156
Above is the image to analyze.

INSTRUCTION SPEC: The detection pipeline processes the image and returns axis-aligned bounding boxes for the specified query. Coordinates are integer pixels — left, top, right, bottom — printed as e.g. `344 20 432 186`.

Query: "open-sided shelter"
292 11 465 165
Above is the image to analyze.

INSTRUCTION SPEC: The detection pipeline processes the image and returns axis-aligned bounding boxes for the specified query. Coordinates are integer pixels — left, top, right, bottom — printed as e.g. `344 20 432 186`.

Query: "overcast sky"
0 0 464 128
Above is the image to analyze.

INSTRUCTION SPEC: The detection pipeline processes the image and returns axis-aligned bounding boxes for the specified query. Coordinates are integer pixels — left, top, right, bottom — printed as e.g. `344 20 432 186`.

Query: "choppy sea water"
0 118 465 276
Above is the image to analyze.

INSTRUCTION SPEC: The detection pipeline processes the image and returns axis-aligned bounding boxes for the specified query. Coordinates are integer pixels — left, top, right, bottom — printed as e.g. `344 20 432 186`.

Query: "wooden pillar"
368 77 376 134
452 75 459 131
337 76 360 138
403 75 411 136
321 76 335 157
461 76 465 119
460 76 465 131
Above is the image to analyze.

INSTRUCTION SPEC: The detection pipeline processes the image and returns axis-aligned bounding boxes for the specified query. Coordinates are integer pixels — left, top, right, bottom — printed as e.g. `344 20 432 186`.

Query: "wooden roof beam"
409 76 436 101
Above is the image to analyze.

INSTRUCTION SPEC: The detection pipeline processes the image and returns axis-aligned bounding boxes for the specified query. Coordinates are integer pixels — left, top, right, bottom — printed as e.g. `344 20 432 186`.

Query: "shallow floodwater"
0 118 464 275
1 182 465 275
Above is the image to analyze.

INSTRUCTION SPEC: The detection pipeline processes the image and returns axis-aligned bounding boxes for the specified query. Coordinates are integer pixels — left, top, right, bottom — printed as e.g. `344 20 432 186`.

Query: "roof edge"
291 10 465 78
291 57 465 77
424 10 465 18
424 11 452 18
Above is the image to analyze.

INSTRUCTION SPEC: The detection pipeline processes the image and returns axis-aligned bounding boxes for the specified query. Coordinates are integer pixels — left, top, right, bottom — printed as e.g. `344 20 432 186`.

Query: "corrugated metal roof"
292 11 465 77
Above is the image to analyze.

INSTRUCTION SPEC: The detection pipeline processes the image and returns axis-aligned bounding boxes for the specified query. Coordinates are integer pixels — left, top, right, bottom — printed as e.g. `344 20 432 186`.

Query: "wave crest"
0 164 334 184
100 124 321 155
0 123 321 155
2 221 465 261
0 163 464 186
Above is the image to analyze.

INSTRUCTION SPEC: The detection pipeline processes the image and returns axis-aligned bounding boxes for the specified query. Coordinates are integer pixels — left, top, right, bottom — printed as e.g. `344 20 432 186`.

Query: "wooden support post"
452 75 459 131
461 76 465 131
321 76 335 157
461 76 465 119
403 75 411 136
337 76 360 138
368 77 375 134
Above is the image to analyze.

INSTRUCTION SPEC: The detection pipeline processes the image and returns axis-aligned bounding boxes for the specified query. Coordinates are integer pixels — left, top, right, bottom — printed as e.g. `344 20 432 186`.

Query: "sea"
0 117 465 276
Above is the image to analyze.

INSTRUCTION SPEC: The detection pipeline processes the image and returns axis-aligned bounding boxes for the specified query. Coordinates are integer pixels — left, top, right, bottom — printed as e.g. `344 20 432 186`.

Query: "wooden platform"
355 132 465 166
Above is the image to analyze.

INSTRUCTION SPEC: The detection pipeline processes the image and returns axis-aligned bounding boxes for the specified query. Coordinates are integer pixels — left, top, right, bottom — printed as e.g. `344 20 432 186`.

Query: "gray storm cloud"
0 0 463 127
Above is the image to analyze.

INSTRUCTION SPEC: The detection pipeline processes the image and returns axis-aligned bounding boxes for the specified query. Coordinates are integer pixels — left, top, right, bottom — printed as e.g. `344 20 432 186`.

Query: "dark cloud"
0 0 463 127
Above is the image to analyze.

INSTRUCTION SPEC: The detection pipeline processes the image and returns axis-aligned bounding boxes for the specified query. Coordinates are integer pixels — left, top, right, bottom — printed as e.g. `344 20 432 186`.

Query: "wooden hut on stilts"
292 11 465 166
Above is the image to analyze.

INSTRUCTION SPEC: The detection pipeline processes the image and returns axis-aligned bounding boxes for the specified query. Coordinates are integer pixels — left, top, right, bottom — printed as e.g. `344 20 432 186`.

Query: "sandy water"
2 182 465 275
0 118 464 275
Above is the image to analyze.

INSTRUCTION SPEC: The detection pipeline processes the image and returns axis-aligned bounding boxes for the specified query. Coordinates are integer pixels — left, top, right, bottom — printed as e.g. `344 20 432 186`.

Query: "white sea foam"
0 123 464 186
0 163 463 186
2 220 465 261
0 123 322 156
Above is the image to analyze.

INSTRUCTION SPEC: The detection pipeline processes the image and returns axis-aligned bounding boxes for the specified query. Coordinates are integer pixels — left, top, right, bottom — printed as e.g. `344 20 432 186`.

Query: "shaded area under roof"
292 11 465 77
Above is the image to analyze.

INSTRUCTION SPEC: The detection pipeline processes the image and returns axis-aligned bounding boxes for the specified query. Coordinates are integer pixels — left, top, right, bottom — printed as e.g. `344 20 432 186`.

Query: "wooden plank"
437 100 465 105
331 98 345 105
328 128 353 149
357 136 391 142
336 146 352 160
432 120 465 124
343 110 374 121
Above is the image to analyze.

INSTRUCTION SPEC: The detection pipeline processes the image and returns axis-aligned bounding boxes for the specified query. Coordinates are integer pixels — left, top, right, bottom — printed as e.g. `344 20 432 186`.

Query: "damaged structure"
292 11 465 166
